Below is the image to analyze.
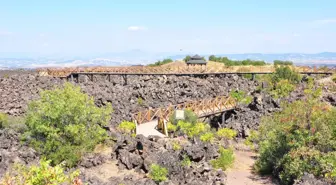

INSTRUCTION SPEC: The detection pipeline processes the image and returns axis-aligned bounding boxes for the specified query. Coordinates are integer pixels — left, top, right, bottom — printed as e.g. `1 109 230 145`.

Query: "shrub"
137 97 144 105
210 147 235 171
148 58 174 66
0 113 8 129
272 65 301 84
177 121 209 138
172 140 182 151
332 74 336 83
230 90 253 105
200 132 215 143
0 159 80 185
183 55 191 62
271 79 295 98
149 164 168 183
181 154 191 167
23 82 112 167
167 122 177 133
244 130 259 149
118 121 136 134
217 128 237 140
255 94 336 184
169 109 198 125
273 60 293 66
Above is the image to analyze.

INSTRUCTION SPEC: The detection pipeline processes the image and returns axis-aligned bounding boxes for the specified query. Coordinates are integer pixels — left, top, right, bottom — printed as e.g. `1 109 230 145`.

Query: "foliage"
181 154 191 167
0 113 8 129
137 97 144 105
167 122 177 133
118 121 136 134
332 74 336 83
255 90 336 184
149 164 168 183
244 130 259 149
200 132 215 143
209 55 266 66
271 65 301 84
271 79 295 98
229 90 253 105
177 121 209 138
172 140 182 151
169 109 198 125
0 159 80 185
210 147 235 171
217 128 237 140
273 60 293 66
183 55 191 62
23 82 112 167
148 58 174 67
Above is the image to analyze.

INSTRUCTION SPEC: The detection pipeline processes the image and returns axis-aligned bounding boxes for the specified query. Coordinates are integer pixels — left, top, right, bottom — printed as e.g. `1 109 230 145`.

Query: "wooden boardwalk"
132 96 237 137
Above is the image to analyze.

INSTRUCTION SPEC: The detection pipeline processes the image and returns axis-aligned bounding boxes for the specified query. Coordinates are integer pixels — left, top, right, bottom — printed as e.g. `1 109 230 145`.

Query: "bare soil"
226 150 278 185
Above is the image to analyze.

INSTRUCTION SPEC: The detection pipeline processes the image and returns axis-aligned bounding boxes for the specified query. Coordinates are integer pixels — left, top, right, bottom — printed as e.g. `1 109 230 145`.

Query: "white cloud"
314 19 336 24
127 26 147 31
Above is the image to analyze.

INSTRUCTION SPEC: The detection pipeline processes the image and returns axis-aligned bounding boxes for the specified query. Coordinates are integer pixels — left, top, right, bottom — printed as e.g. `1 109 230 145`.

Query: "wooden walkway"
132 96 237 137
37 65 335 78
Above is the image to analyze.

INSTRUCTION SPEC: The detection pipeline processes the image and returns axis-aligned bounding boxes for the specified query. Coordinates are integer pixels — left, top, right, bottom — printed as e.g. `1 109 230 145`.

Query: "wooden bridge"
132 96 237 137
37 64 335 78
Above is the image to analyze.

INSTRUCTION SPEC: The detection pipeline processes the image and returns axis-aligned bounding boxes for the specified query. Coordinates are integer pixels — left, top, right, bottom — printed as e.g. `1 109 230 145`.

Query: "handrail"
131 96 237 125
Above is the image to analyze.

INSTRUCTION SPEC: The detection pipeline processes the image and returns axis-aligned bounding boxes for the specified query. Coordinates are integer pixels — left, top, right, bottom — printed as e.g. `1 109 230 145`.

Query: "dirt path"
226 150 277 185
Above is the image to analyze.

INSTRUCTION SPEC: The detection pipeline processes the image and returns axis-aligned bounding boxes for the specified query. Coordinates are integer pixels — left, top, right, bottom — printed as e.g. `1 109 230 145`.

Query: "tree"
208 55 217 61
183 55 191 62
23 82 112 167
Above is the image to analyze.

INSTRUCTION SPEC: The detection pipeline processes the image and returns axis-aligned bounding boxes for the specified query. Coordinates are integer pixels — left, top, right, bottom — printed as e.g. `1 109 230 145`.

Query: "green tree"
183 55 191 62
208 55 217 61
23 82 112 167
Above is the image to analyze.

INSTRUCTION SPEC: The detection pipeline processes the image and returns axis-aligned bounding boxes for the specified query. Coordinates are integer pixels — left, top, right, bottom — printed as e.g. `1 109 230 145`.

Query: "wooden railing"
131 96 237 125
37 65 335 77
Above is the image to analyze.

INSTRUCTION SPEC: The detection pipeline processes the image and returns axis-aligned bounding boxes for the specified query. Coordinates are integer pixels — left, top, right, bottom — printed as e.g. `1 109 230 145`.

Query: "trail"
226 150 278 185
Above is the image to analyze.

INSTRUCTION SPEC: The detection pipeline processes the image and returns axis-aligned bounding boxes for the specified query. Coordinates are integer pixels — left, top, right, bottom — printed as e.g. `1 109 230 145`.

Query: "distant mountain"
0 52 335 69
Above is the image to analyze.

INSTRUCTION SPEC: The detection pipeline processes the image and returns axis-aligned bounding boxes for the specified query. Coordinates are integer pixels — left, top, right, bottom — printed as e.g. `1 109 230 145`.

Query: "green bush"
118 121 136 134
172 140 182 151
209 55 266 66
244 130 259 148
148 58 174 66
0 159 80 185
271 79 295 98
0 113 8 129
230 90 253 105
181 154 191 167
255 94 336 184
200 132 215 143
149 164 168 183
23 82 112 167
177 121 209 138
271 65 301 84
169 109 198 125
273 60 293 66
332 74 336 83
210 147 235 171
137 97 144 105
183 55 191 62
217 128 237 140
167 122 177 133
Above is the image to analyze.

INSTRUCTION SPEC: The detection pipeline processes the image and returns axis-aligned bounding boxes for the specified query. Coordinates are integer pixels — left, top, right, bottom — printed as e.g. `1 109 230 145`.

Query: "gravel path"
226 150 278 185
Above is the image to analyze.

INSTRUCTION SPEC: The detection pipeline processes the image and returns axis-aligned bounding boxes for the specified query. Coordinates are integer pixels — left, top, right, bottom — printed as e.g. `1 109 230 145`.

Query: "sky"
1 0 336 56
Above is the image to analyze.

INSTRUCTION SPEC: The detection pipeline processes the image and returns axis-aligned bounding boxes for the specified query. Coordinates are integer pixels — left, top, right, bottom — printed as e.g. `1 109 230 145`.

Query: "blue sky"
1 0 336 56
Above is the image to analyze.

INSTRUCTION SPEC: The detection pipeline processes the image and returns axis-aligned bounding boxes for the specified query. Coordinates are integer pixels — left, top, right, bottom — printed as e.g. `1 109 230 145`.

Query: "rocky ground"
0 73 334 184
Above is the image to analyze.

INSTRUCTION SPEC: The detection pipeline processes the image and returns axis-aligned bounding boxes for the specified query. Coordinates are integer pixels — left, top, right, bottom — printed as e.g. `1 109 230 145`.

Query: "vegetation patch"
23 82 112 167
210 147 235 171
217 128 237 140
149 164 168 183
169 109 198 125
209 55 266 66
230 90 253 105
118 121 136 134
148 58 174 66
255 89 336 184
0 159 80 185
273 60 293 66
200 132 215 143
